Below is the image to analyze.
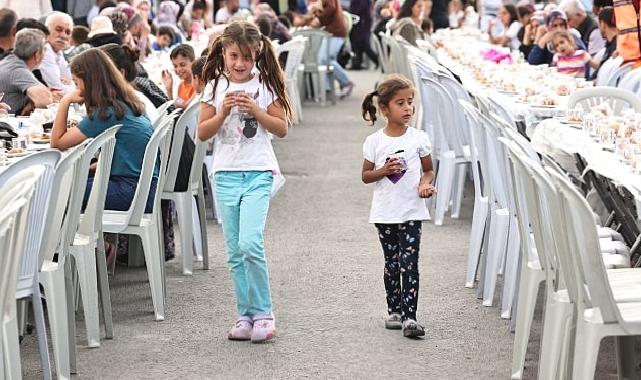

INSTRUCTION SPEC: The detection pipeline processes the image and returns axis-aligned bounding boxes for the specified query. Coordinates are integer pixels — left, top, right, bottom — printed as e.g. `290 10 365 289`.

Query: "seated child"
161 44 196 108
551 30 598 78
152 26 175 51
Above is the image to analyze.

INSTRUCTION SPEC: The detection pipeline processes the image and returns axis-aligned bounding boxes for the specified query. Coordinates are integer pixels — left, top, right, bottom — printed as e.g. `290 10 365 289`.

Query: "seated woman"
488 4 521 51
390 0 426 46
51 48 157 214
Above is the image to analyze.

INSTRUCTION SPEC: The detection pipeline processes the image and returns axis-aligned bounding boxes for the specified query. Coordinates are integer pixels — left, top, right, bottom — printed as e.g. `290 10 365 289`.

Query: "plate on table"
6 151 28 158
30 138 51 144
530 104 558 109
554 117 583 125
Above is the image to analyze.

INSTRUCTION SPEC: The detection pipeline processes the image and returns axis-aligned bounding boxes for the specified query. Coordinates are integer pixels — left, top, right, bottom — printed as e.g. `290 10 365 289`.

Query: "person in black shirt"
591 6 618 79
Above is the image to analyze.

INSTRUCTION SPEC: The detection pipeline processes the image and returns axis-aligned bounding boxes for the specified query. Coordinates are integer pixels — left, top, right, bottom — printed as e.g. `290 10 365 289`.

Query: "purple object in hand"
385 154 407 183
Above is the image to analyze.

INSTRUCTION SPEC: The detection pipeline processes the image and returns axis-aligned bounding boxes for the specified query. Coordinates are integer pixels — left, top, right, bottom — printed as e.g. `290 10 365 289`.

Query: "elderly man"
40 11 75 95
560 0 605 56
0 9 16 60
0 28 53 115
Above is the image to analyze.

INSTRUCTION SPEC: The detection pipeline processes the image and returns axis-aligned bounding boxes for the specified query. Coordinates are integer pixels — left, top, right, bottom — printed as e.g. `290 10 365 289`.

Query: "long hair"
70 48 145 120
202 21 293 122
503 4 519 26
398 0 421 19
362 74 414 125
100 43 140 82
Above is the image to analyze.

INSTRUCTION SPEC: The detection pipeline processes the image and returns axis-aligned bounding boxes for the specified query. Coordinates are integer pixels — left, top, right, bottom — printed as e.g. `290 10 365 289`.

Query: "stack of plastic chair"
372 33 389 74
161 102 209 275
0 150 62 379
291 28 336 106
0 166 44 379
567 87 641 114
618 67 641 96
421 77 471 226
101 117 175 321
596 55 624 86
277 36 306 124
605 62 634 87
68 125 121 349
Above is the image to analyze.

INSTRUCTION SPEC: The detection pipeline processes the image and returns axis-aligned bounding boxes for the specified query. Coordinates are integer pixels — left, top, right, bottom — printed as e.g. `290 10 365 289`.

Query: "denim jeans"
83 176 156 213
215 171 273 317
319 36 351 88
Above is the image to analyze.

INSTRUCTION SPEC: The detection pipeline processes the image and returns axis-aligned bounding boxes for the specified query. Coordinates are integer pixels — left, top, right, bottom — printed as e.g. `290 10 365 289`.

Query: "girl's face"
553 35 574 55
72 74 85 95
192 9 204 20
172 54 194 81
382 88 414 126
499 6 511 26
223 43 257 83
157 33 172 48
411 0 424 19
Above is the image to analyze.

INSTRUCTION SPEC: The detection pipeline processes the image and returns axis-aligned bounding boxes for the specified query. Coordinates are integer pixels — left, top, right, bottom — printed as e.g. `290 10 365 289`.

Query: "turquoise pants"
215 171 273 317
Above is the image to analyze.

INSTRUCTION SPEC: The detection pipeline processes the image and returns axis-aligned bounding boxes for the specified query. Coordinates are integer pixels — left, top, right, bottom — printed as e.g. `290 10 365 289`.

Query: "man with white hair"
0 28 53 115
40 11 75 95
560 0 605 56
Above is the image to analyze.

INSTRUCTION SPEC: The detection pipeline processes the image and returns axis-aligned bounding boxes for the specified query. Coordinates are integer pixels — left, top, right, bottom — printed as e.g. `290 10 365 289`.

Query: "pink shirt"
553 50 590 77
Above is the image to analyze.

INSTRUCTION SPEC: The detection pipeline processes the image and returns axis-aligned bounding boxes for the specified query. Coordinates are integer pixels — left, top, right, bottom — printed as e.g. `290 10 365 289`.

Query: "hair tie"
372 90 379 96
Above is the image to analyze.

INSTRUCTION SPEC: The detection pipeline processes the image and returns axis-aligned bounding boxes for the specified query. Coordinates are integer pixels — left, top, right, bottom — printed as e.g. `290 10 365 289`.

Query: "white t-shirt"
363 127 432 224
202 75 279 173
504 21 522 51
214 7 251 23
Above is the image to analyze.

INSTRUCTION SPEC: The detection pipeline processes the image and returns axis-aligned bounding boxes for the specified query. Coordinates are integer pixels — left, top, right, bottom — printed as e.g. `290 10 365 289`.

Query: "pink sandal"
228 316 253 341
251 313 276 343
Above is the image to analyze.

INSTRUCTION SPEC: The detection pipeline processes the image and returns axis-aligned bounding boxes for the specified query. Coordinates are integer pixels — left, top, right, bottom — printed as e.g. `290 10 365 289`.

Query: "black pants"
375 221 421 321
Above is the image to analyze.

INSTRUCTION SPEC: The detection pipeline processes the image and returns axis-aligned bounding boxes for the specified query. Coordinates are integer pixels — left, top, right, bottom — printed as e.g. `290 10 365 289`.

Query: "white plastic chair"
421 77 471 226
372 33 389 73
161 103 209 275
596 55 624 86
0 150 61 379
38 140 91 379
277 37 306 124
291 28 336 106
0 205 17 379
567 86 641 115
101 118 174 321
605 62 634 87
617 67 641 96
0 166 44 380
69 125 121 348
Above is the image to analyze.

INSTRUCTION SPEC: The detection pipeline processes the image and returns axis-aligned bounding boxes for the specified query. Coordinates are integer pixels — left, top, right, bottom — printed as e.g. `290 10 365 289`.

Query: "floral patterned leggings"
375 221 421 322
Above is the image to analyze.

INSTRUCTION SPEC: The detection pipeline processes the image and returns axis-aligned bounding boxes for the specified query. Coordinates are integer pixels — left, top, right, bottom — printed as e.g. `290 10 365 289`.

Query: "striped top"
553 50 589 77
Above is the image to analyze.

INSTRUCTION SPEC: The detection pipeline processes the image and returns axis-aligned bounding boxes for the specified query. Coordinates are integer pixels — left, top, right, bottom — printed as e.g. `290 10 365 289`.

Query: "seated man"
0 29 53 115
41 12 75 95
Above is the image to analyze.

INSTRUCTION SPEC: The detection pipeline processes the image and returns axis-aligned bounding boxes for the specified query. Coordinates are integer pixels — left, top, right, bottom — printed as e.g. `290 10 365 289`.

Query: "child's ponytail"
202 37 227 101
362 90 379 125
256 33 293 123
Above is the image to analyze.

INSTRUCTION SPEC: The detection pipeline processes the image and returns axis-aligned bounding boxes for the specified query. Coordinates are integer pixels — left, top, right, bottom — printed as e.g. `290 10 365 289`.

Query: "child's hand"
418 183 437 198
219 92 236 117
161 70 173 93
381 158 404 176
235 93 260 117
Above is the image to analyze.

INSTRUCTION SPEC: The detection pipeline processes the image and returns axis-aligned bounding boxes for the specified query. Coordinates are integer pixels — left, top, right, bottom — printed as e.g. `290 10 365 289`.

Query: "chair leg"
31 277 52 380
434 151 456 226
615 336 637 380
451 164 468 219
501 219 521 319
96 234 114 339
510 267 544 379
71 245 101 348
196 186 209 270
3 310 22 379
482 208 510 307
64 259 77 374
41 269 71 380
140 229 166 321
571 320 602 380
465 197 489 288
175 194 194 275
538 298 574 380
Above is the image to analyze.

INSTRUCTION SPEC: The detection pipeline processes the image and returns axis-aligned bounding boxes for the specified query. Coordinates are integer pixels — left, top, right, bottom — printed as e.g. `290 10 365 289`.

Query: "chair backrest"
128 118 174 226
476 111 511 208
40 140 91 265
421 77 467 158
459 100 488 199
155 100 174 119
605 62 634 87
0 150 61 298
596 55 624 86
277 37 307 80
291 28 331 70
550 166 622 323
153 107 180 130
78 125 121 237
618 66 641 95
502 126 539 162
372 33 389 73
567 87 641 115
164 102 199 192
0 204 18 328
381 33 401 73
0 167 43 319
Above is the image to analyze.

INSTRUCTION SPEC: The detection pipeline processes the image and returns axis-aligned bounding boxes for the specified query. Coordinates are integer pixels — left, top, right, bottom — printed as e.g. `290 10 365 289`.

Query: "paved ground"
20 69 625 379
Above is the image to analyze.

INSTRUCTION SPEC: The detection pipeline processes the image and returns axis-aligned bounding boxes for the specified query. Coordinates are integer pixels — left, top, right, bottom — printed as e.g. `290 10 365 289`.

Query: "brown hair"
72 25 89 45
362 75 414 125
70 48 145 120
551 30 576 49
170 43 195 61
202 21 293 122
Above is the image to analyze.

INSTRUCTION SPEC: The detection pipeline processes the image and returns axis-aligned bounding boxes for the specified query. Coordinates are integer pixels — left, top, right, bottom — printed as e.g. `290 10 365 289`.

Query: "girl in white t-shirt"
361 75 436 338
198 21 293 343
